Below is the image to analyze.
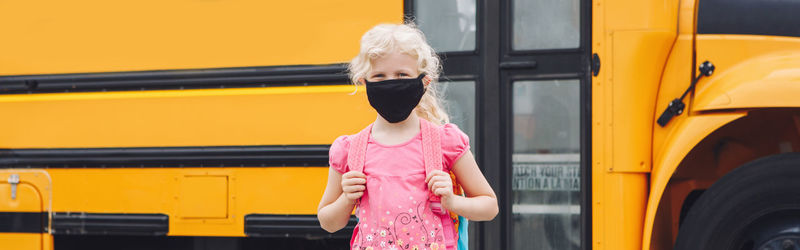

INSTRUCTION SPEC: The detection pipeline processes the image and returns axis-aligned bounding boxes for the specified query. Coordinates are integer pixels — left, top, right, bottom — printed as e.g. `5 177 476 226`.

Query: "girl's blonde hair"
348 23 450 125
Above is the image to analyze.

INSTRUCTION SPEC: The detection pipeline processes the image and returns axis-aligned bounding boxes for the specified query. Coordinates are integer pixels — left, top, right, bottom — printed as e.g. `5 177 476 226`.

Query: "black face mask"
365 73 427 123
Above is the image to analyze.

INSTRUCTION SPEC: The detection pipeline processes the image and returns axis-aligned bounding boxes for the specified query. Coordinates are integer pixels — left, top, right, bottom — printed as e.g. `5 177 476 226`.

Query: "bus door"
409 0 590 249
499 0 589 249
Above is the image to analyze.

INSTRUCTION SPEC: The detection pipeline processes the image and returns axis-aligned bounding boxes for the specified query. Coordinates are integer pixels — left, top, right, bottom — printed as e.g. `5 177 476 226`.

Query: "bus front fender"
693 50 800 112
642 112 746 250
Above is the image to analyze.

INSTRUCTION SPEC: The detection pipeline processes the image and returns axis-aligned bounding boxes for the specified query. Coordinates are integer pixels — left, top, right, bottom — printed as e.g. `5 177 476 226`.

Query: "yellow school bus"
1 0 799 249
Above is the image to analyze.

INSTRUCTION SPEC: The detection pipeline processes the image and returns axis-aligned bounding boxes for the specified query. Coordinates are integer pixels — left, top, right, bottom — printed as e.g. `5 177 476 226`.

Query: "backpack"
346 120 469 250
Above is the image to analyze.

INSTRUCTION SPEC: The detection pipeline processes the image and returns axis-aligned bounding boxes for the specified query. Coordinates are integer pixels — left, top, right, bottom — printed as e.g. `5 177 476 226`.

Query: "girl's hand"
426 170 455 201
341 171 366 203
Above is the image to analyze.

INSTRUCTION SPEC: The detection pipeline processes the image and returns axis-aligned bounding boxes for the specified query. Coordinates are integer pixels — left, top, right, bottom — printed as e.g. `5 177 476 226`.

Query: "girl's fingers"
433 187 451 197
425 170 448 183
342 184 365 193
432 181 451 190
347 192 363 200
342 177 366 185
427 174 449 190
344 171 366 178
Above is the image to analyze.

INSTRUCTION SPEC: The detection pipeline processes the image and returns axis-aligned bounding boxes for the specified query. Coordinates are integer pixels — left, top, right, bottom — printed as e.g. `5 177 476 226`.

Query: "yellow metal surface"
0 0 402 75
0 170 52 250
641 112 746 249
0 233 42 250
592 0 679 247
610 30 675 173
639 0 699 248
44 167 330 237
0 170 52 213
693 36 800 111
0 184 41 212
178 175 228 219
0 85 374 148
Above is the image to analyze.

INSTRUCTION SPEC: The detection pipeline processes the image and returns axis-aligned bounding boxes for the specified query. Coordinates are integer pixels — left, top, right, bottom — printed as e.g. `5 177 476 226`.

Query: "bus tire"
674 153 800 250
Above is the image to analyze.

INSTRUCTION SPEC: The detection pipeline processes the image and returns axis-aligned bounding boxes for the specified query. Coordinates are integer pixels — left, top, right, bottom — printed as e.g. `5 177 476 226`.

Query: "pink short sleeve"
328 135 350 174
441 123 471 171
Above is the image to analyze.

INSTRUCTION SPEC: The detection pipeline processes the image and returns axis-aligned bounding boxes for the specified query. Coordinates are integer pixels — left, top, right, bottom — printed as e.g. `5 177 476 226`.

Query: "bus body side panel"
43 167 334 237
591 0 679 248
0 86 375 238
0 86 373 148
0 0 402 76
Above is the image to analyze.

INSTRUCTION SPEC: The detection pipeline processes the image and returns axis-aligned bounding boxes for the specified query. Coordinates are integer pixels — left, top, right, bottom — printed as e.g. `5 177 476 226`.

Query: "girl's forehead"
370 51 418 71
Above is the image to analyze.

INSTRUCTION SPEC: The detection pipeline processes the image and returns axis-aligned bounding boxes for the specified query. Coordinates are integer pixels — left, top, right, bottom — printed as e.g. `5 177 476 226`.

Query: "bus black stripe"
0 64 349 94
0 212 47 233
244 214 356 238
0 145 331 168
51 212 168 236
698 0 800 38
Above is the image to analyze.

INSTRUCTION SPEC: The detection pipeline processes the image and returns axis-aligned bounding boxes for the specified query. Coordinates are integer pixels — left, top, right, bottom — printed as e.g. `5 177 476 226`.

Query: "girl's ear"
422 75 433 87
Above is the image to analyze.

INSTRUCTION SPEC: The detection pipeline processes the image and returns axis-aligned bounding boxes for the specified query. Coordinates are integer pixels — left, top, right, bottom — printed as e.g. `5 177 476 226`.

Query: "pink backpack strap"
346 123 373 173
420 119 443 202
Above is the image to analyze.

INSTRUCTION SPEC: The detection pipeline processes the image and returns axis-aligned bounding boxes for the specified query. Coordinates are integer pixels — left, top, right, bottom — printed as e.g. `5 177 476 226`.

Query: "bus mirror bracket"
657 61 715 127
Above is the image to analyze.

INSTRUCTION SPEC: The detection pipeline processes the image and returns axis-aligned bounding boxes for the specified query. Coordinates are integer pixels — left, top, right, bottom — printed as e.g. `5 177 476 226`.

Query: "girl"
318 23 498 250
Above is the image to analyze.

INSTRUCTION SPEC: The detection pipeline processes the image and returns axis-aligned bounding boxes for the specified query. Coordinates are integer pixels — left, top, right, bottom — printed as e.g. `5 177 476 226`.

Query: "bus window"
439 80 477 153
512 79 581 250
413 0 477 52
513 0 580 50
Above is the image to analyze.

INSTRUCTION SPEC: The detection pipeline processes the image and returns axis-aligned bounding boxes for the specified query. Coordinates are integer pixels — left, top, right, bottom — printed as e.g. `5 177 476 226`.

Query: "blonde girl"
318 23 498 250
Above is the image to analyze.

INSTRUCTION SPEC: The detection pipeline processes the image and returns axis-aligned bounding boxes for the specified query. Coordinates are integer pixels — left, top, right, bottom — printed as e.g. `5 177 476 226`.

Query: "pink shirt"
329 123 471 250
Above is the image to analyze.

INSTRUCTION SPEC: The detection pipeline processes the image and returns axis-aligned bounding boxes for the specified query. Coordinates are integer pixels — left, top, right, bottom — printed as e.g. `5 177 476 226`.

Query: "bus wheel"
674 153 800 250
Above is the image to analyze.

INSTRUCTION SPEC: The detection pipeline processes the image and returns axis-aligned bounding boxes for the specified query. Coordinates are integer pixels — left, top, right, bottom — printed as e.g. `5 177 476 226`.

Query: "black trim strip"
0 64 349 94
0 212 46 233
0 145 330 168
51 212 168 236
244 214 357 238
698 0 800 38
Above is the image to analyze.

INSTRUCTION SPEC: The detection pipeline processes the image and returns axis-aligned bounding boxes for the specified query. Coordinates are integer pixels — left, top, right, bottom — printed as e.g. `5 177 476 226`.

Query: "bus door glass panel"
513 0 580 50
414 0 477 52
440 81 477 152
512 80 581 250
